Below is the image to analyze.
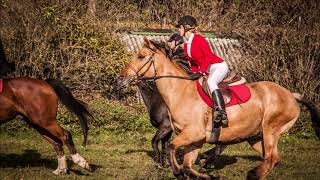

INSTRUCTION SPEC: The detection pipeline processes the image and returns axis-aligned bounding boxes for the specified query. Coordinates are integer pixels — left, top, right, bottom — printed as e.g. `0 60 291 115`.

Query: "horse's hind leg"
247 133 281 180
27 122 68 175
29 118 90 173
63 130 91 170
247 138 264 157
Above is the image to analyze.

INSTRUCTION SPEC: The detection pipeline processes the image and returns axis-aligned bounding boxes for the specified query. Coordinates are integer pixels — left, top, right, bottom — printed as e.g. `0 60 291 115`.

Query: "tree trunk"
87 0 96 18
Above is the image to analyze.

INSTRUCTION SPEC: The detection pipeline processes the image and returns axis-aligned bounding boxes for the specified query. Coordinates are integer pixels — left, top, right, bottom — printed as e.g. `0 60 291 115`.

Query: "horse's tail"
46 79 92 146
293 93 320 139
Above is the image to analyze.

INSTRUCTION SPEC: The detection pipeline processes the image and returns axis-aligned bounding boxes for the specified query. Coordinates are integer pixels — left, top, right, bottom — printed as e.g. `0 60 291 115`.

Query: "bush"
0 0 319 134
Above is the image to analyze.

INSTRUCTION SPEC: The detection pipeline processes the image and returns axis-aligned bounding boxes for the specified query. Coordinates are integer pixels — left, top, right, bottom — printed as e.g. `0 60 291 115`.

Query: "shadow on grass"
125 147 262 175
0 149 102 176
0 149 57 169
204 155 262 172
125 148 185 164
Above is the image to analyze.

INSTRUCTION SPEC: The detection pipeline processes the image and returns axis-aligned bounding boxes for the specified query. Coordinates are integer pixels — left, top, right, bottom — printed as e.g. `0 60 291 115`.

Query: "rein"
127 49 194 83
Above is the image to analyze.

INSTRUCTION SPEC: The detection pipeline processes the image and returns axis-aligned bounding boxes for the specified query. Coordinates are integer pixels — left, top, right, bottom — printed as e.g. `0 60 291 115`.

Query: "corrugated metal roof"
118 32 242 69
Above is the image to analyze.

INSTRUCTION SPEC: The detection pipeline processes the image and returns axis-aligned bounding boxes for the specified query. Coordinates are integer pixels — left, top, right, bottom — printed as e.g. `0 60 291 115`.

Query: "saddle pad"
196 81 251 108
0 79 3 93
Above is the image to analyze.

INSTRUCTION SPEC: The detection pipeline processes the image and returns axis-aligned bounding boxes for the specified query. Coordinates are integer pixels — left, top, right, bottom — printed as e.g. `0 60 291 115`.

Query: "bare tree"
87 0 96 18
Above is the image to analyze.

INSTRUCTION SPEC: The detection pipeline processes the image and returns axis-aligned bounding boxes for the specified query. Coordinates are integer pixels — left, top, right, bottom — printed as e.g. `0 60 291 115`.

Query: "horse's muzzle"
114 75 135 91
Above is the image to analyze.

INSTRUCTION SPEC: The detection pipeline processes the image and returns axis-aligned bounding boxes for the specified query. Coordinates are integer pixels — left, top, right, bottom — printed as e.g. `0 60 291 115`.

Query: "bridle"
126 48 194 84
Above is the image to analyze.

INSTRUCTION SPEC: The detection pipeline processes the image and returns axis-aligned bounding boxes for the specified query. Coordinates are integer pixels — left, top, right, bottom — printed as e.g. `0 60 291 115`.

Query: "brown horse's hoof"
52 168 68 175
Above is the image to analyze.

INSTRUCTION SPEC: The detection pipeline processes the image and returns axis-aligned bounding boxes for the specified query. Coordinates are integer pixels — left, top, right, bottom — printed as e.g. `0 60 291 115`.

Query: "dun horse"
116 38 320 179
0 77 92 175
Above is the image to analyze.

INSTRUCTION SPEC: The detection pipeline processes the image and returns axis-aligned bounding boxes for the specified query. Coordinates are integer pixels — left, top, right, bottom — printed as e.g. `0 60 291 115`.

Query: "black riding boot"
212 89 228 127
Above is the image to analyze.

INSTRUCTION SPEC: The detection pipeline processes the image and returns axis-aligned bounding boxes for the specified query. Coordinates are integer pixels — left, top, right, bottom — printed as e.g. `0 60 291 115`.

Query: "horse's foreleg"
199 145 227 170
152 127 172 166
169 127 205 179
183 143 211 179
161 130 172 167
63 130 91 171
151 130 163 165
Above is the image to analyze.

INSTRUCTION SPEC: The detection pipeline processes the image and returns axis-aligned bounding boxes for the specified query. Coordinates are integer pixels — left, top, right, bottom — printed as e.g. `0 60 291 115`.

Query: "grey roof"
118 31 242 69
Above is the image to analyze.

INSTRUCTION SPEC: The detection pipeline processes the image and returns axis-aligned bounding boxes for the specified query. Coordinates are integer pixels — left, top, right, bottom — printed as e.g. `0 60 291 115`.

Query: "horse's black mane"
149 40 175 59
148 39 192 74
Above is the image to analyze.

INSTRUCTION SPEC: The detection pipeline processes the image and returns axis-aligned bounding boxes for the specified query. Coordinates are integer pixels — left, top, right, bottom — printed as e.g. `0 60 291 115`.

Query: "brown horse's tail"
293 93 320 139
46 79 93 146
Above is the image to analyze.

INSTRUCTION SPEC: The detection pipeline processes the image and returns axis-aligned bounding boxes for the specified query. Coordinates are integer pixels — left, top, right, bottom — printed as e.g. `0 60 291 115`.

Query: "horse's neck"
154 58 195 108
138 82 163 112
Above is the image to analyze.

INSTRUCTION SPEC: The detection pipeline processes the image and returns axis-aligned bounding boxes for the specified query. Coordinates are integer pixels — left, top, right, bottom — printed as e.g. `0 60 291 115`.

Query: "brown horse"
0 78 92 175
116 38 320 179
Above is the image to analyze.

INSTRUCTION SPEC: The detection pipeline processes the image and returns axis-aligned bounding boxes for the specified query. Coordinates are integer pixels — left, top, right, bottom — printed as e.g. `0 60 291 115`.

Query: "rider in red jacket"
175 15 229 127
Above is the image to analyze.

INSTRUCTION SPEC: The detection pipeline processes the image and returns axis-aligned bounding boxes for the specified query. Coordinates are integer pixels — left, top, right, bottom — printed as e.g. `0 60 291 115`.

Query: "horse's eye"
138 55 145 59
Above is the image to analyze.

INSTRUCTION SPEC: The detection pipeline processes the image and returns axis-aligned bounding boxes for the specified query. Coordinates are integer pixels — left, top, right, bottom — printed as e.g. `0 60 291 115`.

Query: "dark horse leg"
138 81 173 167
199 145 227 171
152 126 172 167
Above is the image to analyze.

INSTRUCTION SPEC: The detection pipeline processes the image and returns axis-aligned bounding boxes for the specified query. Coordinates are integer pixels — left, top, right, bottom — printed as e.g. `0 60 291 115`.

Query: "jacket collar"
186 33 195 44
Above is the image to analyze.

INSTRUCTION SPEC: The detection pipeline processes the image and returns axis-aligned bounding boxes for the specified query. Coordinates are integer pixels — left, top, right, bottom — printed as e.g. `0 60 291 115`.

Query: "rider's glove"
188 72 203 80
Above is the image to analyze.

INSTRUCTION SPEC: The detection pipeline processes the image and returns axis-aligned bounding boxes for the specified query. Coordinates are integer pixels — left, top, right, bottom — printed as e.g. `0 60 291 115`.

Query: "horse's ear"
143 37 156 50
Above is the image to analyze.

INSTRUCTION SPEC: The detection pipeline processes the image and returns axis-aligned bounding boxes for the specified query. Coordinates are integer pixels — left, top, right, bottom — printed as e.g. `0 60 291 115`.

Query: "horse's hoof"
52 168 67 175
199 159 207 167
199 167 208 173
210 175 227 180
86 164 93 172
155 163 164 169
174 172 185 180
247 169 259 180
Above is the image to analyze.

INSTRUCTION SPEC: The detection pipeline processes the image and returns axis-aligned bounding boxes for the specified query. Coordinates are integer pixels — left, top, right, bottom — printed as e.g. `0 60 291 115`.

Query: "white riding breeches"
207 61 229 92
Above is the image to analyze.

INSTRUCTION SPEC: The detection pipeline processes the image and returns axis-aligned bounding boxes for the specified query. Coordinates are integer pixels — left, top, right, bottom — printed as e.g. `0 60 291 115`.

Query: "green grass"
0 99 319 179
0 129 319 179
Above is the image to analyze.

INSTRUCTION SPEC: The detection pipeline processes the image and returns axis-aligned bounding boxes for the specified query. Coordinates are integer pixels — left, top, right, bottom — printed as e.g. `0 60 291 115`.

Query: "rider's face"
179 25 185 37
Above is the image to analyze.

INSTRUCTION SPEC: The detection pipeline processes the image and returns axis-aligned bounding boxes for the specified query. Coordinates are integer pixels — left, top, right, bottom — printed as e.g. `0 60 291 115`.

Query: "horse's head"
115 37 171 89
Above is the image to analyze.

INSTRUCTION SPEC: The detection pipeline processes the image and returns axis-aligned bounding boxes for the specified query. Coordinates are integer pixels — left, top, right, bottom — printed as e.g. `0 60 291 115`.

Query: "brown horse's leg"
248 133 280 180
63 130 91 170
28 122 68 175
29 118 90 173
183 143 211 179
168 127 205 178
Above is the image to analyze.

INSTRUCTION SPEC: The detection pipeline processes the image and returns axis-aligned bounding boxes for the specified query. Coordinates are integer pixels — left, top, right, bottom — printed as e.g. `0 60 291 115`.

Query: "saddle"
201 69 246 104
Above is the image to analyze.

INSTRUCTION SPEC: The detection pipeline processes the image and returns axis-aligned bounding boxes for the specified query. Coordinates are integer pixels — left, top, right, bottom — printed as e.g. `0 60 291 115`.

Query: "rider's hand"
188 72 203 80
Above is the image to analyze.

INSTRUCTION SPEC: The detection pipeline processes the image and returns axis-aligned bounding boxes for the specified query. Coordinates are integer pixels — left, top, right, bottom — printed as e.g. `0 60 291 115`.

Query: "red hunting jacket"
183 34 223 73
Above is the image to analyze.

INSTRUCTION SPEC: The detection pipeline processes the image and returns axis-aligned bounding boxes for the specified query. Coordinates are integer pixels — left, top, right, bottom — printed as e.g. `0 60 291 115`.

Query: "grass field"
0 99 319 179
1 129 320 179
